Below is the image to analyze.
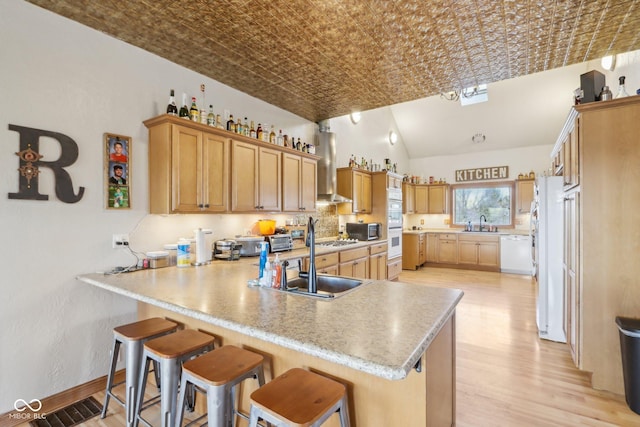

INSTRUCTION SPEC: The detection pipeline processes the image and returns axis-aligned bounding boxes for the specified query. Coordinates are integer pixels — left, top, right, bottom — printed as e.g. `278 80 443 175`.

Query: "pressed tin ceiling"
26 0 640 123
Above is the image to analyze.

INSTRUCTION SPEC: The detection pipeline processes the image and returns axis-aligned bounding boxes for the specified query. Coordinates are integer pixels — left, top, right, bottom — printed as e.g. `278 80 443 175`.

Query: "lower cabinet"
457 234 500 268
369 242 388 280
387 257 402 281
314 251 339 275
402 233 426 270
437 234 458 264
339 246 370 279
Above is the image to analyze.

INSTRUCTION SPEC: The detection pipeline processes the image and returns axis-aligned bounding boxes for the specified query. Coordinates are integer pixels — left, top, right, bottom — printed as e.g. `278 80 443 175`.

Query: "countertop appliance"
234 236 264 257
346 222 381 241
531 176 565 343
500 235 533 274
265 234 293 253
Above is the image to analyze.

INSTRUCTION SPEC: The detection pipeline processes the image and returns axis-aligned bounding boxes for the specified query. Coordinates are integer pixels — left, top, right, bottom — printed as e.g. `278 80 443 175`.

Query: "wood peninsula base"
139 302 456 427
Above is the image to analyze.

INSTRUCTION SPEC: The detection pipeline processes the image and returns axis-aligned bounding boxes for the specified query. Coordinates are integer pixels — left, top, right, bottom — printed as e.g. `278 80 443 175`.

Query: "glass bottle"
166 89 178 116
296 138 301 151
269 125 276 144
179 93 189 119
189 97 199 122
236 117 243 134
226 114 235 132
250 121 256 138
615 76 629 98
256 123 263 140
243 117 250 137
276 129 284 146
207 105 215 126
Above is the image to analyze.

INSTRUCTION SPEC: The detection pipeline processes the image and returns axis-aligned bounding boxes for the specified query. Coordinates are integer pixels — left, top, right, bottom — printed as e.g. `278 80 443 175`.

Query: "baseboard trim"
0 370 124 427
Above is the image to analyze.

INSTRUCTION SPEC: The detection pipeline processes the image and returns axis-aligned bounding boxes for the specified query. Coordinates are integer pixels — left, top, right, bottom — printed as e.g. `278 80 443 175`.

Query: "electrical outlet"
112 234 129 248
420 219 424 225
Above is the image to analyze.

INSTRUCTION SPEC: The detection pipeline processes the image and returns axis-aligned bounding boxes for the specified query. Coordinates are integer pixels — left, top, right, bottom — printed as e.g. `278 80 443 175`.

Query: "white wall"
0 1 315 412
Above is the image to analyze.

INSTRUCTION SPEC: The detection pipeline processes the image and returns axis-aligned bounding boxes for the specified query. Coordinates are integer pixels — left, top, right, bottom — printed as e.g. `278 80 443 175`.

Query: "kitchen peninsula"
77 254 462 426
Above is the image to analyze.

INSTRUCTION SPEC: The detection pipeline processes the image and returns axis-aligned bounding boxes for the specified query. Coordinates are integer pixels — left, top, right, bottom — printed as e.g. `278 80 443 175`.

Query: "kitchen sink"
284 274 367 299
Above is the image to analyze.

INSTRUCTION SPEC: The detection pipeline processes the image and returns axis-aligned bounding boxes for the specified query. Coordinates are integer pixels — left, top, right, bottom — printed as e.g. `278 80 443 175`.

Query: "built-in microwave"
346 223 381 241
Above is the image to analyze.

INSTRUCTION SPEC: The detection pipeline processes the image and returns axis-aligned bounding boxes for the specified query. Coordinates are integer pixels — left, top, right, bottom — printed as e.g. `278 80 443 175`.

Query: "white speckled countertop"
77 259 462 381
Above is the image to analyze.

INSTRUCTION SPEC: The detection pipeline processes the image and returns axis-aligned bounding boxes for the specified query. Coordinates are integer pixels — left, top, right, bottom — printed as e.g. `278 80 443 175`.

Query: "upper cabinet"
402 182 415 214
146 119 229 214
515 179 534 214
282 153 317 212
337 168 372 213
414 184 449 214
144 115 318 214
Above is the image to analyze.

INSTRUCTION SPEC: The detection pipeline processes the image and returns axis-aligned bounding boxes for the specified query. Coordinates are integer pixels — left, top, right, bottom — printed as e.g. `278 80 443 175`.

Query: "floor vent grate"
29 397 102 427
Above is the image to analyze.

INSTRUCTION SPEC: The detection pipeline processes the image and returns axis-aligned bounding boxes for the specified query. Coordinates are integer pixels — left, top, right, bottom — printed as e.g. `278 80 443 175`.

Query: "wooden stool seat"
101 317 178 427
144 328 215 359
176 345 266 427
114 317 177 340
249 368 350 427
182 344 264 385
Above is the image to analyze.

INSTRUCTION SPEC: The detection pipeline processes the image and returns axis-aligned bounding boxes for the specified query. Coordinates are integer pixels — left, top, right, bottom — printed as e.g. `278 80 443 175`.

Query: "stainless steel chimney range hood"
316 121 351 203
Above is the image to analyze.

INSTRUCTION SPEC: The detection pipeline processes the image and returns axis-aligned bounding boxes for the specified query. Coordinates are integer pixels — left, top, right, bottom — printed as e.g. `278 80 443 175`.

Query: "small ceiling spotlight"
472 133 486 144
389 131 398 145
350 111 361 124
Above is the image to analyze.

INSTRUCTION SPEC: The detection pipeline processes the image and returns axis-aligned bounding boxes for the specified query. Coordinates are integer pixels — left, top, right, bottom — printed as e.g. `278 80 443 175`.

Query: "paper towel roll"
194 228 213 265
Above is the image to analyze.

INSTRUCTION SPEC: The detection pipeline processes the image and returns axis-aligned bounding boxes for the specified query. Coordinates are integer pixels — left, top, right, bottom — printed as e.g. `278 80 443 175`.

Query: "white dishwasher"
500 235 533 275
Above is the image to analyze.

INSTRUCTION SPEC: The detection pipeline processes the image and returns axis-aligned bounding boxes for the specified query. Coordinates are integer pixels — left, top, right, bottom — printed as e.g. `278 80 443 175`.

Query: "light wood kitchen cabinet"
386 257 402 281
146 118 229 214
551 96 640 395
564 190 580 367
402 182 415 214
369 242 388 280
563 118 580 190
457 234 500 269
306 251 339 275
231 140 281 212
337 168 372 213
339 246 370 279
516 179 534 214
402 233 426 270
428 184 449 214
414 185 429 213
282 153 316 212
437 234 458 264
426 233 438 262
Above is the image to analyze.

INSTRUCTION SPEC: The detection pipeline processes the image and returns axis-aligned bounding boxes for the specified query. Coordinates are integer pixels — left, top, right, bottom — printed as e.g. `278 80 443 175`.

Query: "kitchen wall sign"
455 166 509 182
105 133 131 209
8 124 85 203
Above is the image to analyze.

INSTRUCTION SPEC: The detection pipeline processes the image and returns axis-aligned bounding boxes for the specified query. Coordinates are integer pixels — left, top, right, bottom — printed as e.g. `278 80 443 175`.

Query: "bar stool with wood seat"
248 368 351 427
101 317 179 427
176 345 266 427
134 329 216 427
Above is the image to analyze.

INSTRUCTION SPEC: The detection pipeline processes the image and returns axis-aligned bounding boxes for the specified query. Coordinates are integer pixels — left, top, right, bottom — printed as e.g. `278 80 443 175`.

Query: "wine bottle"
250 121 256 138
179 93 189 119
207 105 215 126
189 97 199 122
226 114 235 132
256 123 263 140
166 89 178 116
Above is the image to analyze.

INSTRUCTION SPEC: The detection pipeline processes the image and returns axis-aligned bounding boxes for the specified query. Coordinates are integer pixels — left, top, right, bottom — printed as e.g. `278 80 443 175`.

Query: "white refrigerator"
531 176 566 343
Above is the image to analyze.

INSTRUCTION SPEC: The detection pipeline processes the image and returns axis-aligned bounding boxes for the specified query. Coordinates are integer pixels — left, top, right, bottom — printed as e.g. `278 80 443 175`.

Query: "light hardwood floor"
17 267 639 426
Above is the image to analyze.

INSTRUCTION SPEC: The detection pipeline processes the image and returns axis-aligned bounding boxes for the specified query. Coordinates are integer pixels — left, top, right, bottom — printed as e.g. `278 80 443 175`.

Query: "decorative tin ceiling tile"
27 0 640 122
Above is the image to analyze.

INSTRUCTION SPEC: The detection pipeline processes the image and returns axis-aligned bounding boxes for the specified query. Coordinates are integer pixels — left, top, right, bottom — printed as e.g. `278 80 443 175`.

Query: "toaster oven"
266 234 293 253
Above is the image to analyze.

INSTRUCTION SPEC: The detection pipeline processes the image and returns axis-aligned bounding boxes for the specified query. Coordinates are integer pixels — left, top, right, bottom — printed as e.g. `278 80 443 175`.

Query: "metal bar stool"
176 345 265 427
134 329 216 427
248 368 350 427
102 317 179 427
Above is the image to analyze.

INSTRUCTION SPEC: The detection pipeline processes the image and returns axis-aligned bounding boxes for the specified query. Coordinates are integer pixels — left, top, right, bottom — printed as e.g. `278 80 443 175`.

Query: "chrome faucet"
479 215 487 232
303 216 318 293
